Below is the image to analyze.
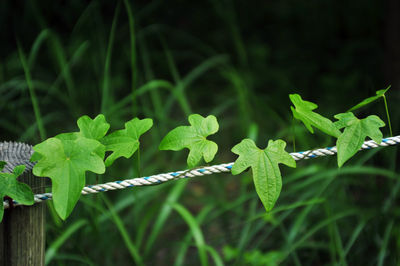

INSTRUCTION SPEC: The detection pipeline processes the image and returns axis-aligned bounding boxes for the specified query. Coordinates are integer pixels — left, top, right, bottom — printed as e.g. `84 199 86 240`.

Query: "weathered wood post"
0 142 45 266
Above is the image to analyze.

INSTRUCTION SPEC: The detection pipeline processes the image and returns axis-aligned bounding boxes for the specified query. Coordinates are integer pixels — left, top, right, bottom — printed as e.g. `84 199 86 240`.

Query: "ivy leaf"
347 86 390 112
77 114 110 141
0 165 34 221
101 118 153 167
334 112 385 167
289 94 341 138
32 137 105 219
231 139 296 211
159 114 219 168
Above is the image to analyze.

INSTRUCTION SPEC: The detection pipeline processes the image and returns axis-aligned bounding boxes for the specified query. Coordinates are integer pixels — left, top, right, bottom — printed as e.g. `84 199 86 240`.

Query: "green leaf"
289 94 341 138
77 114 110 141
231 139 296 211
30 152 42 162
101 118 153 167
347 86 391 112
32 137 105 219
334 112 385 167
0 165 34 221
32 114 110 164
159 114 219 168
0 161 6 171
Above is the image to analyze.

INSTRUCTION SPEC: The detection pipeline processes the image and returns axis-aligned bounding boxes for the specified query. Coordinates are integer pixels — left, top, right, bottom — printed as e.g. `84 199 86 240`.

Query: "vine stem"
383 94 393 137
292 117 296 152
134 147 141 178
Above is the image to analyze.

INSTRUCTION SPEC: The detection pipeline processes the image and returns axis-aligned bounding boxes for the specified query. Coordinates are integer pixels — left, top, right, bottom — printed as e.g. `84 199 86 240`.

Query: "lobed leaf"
77 114 110 141
101 117 153 167
289 94 341 138
30 114 153 219
231 139 296 211
159 114 219 168
32 137 105 219
0 165 34 221
347 86 390 112
334 112 385 167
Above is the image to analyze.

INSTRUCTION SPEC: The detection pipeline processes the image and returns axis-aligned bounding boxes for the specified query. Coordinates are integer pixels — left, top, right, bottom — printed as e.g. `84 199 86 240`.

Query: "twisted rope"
3 136 400 209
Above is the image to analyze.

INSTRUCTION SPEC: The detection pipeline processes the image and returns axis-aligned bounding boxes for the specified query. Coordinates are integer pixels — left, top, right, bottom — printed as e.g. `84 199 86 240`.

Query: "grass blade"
101 194 144 266
377 220 394 266
17 42 47 140
101 2 120 114
28 29 50 68
123 0 138 116
170 202 209 266
343 218 368 256
174 206 213 266
205 245 224 266
287 210 357 256
145 180 188 255
45 219 88 265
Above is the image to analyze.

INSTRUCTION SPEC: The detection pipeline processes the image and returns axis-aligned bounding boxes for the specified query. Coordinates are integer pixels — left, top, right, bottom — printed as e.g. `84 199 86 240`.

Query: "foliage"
102 118 153 167
2 88 387 222
32 136 106 219
334 112 385 167
1 1 398 264
231 139 296 211
31 115 152 219
2 91 389 222
77 114 110 141
289 94 341 137
223 245 284 266
291 94 386 167
159 114 219 168
348 86 390 112
0 164 34 220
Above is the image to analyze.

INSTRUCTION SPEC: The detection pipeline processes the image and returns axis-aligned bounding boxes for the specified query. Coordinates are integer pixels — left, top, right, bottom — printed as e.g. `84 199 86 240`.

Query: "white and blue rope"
3 135 400 209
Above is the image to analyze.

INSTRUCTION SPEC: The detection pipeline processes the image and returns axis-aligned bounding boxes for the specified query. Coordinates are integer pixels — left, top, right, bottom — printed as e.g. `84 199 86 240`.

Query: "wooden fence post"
0 170 46 265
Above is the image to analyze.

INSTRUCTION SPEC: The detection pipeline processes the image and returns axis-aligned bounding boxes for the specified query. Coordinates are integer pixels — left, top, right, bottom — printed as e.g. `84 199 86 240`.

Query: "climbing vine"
0 89 392 221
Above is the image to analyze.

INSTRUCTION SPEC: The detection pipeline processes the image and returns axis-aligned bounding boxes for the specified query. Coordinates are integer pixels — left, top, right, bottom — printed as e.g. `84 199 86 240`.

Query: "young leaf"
159 114 219 168
31 115 110 164
334 112 385 167
32 137 105 219
231 139 296 211
347 86 391 112
289 94 341 138
60 114 110 159
77 114 110 141
101 117 153 167
0 165 34 221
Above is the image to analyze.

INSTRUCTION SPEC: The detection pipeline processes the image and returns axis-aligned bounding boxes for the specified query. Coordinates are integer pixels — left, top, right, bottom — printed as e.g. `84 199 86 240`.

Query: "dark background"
1 0 400 265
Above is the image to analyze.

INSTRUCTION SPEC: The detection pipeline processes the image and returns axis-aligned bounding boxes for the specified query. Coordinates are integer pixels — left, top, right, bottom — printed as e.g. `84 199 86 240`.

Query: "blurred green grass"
1 0 400 265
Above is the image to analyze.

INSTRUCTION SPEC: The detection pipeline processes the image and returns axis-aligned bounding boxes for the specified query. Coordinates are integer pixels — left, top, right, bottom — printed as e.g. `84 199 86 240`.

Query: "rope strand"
3 135 400 209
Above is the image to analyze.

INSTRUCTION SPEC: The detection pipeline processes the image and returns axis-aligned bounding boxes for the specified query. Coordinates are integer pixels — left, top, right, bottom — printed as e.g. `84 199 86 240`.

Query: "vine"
0 89 392 221
0 164 34 220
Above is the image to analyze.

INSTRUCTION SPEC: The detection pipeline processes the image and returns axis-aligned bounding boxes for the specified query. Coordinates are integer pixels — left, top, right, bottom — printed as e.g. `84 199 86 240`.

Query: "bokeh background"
1 0 400 265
